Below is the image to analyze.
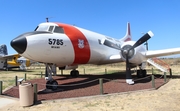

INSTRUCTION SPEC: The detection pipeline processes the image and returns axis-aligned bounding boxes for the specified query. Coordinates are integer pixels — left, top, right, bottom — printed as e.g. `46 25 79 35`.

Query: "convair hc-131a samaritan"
10 22 180 90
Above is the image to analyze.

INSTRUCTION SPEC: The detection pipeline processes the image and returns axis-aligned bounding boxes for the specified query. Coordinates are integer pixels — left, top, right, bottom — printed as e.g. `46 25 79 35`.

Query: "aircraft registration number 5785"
48 38 63 49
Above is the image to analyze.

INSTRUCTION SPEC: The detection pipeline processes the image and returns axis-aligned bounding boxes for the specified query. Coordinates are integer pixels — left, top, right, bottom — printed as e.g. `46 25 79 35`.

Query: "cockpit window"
35 25 49 31
34 25 64 34
54 26 64 33
48 26 54 32
34 26 39 31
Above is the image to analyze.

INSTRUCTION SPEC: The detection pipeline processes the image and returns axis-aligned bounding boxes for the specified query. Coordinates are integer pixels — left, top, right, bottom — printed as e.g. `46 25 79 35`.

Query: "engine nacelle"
59 65 78 70
120 41 147 65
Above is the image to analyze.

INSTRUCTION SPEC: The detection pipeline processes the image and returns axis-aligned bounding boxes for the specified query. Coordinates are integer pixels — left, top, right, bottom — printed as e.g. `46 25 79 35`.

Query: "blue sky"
0 0 180 56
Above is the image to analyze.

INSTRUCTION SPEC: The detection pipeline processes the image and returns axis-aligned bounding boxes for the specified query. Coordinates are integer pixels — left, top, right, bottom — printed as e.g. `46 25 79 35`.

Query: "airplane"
10 21 180 90
0 44 34 70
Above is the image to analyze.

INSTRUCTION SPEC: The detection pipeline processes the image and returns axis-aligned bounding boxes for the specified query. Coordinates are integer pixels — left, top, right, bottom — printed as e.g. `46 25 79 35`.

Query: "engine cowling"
120 41 147 65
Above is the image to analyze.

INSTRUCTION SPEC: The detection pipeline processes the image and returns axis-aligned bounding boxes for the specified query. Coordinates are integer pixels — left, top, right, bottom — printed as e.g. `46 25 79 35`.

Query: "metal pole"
152 68 154 74
164 72 167 83
84 68 85 75
40 72 42 78
99 78 103 95
105 68 107 74
24 73 26 81
61 70 63 75
15 76 17 86
0 81 2 95
151 74 155 88
169 68 172 78
34 83 38 104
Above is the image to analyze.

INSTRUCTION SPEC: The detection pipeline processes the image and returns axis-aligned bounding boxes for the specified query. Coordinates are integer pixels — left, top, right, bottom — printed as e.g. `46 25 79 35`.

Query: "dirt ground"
0 78 180 111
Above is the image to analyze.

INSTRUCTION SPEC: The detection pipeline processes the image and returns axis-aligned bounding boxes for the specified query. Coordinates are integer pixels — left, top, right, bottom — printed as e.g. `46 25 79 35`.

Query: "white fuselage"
12 22 147 67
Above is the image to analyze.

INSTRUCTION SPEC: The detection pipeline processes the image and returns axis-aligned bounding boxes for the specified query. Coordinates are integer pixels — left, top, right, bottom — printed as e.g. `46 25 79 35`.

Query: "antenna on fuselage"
46 17 54 22
46 17 49 22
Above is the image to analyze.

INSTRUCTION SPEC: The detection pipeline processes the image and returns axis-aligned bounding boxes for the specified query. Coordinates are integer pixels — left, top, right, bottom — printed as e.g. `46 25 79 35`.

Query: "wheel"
70 70 75 77
137 70 147 78
75 70 79 77
46 80 51 89
70 70 79 77
142 70 147 77
50 80 58 90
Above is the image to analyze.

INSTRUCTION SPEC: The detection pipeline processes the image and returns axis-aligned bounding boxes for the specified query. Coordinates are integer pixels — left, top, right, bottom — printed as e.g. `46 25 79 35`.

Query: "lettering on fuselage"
51 46 60 48
48 38 63 49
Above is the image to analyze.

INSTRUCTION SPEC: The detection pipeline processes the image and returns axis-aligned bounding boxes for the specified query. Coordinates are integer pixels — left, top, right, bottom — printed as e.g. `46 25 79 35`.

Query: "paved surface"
0 96 18 108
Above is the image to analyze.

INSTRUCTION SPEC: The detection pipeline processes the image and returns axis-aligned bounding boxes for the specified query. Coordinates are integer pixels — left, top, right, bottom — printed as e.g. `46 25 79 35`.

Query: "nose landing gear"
45 64 80 90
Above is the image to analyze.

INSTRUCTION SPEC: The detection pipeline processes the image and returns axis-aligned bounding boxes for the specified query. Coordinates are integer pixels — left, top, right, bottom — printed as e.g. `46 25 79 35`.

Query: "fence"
0 67 171 103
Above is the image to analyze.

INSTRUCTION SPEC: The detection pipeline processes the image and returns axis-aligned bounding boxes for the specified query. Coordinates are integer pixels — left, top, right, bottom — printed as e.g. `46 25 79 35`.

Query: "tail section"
120 22 132 42
0 44 8 56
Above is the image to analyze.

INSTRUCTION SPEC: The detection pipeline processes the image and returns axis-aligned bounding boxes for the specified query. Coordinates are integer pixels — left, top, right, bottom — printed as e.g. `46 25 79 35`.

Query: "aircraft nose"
11 35 27 54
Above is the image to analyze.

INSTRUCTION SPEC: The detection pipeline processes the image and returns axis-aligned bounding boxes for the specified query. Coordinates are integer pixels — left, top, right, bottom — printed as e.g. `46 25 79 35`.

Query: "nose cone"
11 35 27 54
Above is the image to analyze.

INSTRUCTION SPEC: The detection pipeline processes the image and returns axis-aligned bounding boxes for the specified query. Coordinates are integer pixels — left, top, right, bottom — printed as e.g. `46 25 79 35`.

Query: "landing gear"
44 63 79 90
46 80 58 90
70 70 79 77
137 69 147 78
45 63 58 90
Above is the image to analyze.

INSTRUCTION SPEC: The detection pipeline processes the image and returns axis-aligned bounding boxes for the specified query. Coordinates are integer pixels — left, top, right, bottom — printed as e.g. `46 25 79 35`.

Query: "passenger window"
54 26 64 33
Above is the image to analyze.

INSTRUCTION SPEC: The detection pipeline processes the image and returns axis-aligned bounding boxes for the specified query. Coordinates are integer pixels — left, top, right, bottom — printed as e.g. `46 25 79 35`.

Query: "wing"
146 48 180 58
0 54 20 60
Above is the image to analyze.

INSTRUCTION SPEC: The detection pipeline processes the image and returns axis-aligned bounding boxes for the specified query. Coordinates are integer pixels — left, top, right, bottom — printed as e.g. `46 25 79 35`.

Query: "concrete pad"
0 97 18 108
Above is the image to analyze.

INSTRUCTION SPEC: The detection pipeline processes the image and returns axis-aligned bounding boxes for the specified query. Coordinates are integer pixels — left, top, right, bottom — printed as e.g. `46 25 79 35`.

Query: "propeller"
101 31 154 84
124 31 154 84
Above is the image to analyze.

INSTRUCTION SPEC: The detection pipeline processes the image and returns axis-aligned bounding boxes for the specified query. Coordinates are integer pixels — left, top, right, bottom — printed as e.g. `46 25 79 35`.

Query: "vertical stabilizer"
0 44 8 56
120 22 132 42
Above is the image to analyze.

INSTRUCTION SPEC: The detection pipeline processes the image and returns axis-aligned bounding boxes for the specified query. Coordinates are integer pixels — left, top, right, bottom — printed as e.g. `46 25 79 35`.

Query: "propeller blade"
131 31 154 49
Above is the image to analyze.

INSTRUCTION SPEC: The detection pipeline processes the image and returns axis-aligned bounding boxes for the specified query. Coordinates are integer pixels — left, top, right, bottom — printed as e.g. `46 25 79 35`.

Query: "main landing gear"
70 69 79 77
45 63 59 90
137 69 147 78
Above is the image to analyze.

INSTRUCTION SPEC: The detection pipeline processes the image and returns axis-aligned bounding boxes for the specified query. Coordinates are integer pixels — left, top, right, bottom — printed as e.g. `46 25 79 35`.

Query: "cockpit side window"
54 26 64 33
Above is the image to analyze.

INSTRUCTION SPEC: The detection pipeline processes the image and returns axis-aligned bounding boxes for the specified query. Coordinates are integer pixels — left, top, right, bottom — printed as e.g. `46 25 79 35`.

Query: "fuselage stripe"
56 23 91 65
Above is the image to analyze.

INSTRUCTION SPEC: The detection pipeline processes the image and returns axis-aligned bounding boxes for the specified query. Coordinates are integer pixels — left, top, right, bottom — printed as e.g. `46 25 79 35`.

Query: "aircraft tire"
75 70 79 77
137 70 147 78
70 70 75 77
70 70 79 77
46 81 51 89
50 80 58 90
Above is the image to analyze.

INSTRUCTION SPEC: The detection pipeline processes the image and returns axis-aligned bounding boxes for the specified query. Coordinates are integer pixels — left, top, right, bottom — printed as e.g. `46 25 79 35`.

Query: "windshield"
35 25 49 31
34 25 64 34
